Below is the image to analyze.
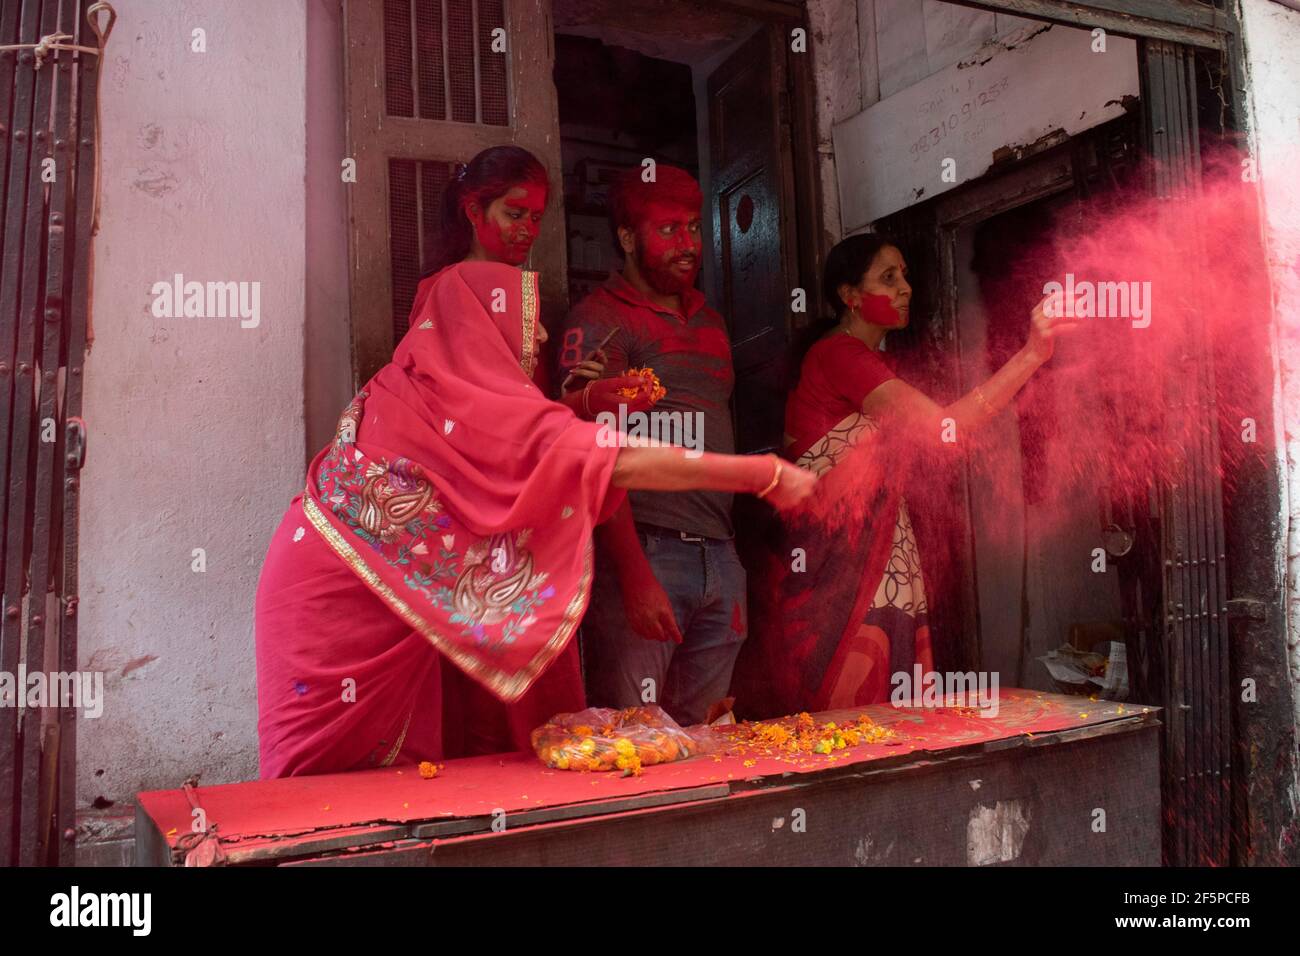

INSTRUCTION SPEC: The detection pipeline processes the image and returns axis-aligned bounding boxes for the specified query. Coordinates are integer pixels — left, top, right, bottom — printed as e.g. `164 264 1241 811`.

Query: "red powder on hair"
608 165 703 237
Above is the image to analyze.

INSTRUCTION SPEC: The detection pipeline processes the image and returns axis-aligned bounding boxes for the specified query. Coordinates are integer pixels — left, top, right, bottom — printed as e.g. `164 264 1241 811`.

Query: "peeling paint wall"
833 23 1137 227
80 1 312 808
1238 0 1300 727
966 798 1031 865
806 0 1040 240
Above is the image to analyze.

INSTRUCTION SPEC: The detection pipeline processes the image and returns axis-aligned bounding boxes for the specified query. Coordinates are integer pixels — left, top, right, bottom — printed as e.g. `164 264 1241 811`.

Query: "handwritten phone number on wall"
909 77 1010 159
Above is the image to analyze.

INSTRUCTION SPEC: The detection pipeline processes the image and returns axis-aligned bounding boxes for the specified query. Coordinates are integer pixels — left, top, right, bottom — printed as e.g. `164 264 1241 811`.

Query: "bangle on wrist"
973 385 996 417
582 380 594 418
756 456 782 499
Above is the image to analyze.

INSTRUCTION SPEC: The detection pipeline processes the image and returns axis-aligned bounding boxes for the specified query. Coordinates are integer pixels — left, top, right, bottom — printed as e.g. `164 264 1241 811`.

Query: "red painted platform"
135 690 1157 865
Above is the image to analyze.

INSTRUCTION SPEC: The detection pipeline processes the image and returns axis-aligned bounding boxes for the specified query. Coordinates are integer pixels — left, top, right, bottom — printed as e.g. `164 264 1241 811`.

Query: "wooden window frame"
343 0 566 388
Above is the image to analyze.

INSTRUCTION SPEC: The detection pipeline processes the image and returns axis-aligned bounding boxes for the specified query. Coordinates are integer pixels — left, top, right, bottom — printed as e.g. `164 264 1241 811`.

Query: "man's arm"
557 297 652 419
595 498 682 644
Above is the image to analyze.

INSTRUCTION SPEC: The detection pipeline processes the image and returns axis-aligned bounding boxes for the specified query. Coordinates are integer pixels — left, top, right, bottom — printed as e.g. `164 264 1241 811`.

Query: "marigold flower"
533 707 697 774
617 367 667 403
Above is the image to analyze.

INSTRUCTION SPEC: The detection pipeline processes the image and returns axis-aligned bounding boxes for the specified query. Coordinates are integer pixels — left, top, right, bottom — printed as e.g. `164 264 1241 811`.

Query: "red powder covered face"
850 245 911 328
633 201 703 296
466 181 548 266
860 292 905 328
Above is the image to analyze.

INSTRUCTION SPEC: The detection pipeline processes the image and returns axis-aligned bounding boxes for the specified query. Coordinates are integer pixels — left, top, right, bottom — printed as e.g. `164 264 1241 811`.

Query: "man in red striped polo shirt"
559 166 745 726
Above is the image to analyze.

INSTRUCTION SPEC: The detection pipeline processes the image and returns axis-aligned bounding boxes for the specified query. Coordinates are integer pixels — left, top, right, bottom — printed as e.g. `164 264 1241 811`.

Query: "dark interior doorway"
876 118 1149 680
552 34 699 306
959 192 1127 689
550 0 813 454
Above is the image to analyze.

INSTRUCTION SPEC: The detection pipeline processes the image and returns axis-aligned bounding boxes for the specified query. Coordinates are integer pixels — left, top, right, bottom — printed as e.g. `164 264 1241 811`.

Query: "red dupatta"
303 261 625 701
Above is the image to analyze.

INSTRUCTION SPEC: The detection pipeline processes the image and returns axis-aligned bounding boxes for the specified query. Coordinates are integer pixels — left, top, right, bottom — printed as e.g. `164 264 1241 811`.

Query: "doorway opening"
959 191 1129 689
550 0 810 455
552 34 700 306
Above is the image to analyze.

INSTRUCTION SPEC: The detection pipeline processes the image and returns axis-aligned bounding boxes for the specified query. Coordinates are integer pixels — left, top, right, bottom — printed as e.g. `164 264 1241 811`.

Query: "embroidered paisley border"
303 492 594 702
795 412 928 620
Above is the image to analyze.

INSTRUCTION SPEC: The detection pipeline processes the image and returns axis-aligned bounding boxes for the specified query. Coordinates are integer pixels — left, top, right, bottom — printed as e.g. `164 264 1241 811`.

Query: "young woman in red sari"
736 233 1077 716
439 146 683 649
255 155 815 778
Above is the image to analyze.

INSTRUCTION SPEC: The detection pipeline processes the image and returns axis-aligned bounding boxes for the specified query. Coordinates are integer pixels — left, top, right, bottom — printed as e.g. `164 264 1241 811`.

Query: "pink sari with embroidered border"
256 262 625 777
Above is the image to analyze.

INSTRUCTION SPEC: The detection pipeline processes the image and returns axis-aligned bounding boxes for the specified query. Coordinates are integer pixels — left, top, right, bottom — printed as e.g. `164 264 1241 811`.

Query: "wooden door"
344 0 566 387
706 27 800 455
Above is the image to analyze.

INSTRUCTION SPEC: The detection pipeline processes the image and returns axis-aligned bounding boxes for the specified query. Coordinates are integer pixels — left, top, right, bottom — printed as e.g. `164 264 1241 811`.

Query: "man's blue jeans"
581 526 748 726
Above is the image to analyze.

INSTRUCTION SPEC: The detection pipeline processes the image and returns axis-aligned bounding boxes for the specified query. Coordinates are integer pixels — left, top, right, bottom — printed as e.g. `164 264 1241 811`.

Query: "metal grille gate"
0 0 110 867
1138 37 1232 868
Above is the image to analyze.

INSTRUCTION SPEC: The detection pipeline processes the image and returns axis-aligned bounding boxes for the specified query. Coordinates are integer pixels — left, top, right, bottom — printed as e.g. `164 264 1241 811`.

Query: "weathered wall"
1238 0 1300 725
80 1 312 810
834 22 1137 227
805 0 1039 241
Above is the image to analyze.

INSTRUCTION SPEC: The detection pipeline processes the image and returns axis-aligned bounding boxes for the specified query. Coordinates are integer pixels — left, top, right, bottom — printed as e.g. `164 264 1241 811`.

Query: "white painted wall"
806 0 1040 240
834 24 1137 226
815 0 1135 229
1238 0 1300 723
80 1 312 807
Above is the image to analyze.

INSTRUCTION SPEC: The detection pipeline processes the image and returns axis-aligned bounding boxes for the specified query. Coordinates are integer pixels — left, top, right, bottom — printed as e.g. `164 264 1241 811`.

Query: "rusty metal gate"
0 0 111 867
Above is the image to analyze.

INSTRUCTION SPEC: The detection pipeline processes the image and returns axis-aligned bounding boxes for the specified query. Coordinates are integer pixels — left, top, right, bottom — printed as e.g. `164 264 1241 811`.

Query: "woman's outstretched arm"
864 294 1080 440
612 447 816 512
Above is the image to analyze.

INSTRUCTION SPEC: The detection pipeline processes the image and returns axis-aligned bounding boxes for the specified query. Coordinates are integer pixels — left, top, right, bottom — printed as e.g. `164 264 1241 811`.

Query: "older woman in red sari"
255 259 814 778
736 233 1076 716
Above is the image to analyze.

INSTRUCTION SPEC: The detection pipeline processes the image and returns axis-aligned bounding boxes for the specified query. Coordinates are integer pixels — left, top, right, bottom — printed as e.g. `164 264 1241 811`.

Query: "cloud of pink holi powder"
799 143 1287 557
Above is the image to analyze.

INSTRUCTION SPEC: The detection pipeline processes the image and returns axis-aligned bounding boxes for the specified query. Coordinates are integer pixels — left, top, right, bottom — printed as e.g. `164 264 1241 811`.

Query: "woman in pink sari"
735 233 1075 716
255 259 814 778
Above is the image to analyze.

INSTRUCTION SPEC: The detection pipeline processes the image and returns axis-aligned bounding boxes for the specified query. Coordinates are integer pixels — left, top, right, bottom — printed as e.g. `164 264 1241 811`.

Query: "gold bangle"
582 380 594 418
973 386 996 416
756 456 782 499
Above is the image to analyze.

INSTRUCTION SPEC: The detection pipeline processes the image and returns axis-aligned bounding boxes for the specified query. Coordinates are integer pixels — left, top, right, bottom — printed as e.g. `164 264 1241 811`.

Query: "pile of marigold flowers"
531 705 708 777
721 712 896 762
617 366 667 404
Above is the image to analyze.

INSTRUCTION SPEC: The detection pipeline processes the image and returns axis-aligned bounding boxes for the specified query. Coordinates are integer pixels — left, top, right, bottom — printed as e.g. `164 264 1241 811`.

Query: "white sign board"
833 25 1139 229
